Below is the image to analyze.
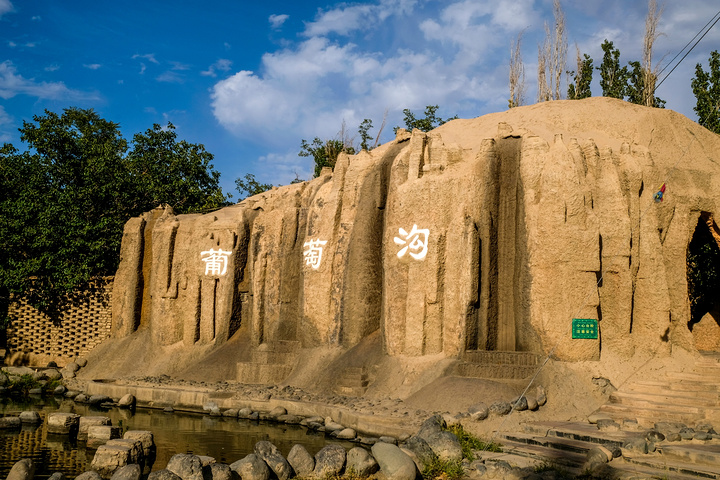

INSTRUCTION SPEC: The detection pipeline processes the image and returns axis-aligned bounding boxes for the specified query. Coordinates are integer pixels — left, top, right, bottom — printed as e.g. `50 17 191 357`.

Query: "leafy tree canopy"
0 108 229 315
235 173 274 200
597 40 628 99
394 105 458 133
692 50 720 134
568 53 593 100
299 137 355 178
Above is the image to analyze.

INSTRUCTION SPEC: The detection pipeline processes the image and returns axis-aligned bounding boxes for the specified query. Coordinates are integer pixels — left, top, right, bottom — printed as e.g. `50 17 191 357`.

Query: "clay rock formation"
112 98 720 378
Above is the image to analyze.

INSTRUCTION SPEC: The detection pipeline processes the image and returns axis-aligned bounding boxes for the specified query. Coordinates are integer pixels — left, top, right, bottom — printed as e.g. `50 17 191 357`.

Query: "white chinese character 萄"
394 225 429 260
200 248 232 275
303 239 328 269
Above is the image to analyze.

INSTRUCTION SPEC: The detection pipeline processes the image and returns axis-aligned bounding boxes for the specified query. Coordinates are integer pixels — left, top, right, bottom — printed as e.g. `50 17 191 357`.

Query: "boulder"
166 453 206 480
511 396 528 411
401 436 437 471
222 409 239 418
48 472 66 480
89 394 112 406
229 454 270 480
7 458 34 480
371 442 417 480
118 394 136 409
110 464 141 480
76 357 88 367
489 401 512 416
124 430 156 459
346 447 378 476
19 411 42 424
45 368 62 381
268 406 287 418
47 412 80 436
467 403 488 421
77 472 103 480
287 444 314 478
209 463 238 480
335 428 356 440
0 416 21 429
147 470 182 480
237 408 254 419
79 416 112 442
90 443 132 478
254 441 292 480
535 386 547 406
53 385 67 395
66 362 81 373
75 393 90 403
312 444 346 478
87 425 123 449
420 430 462 462
276 414 302 424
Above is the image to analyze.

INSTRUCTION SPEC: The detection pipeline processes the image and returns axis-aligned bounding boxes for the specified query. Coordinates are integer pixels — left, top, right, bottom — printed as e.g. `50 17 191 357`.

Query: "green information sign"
572 318 598 339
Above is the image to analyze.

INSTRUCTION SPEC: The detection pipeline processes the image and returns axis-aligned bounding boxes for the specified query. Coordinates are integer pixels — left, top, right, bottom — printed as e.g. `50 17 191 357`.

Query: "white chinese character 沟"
394 225 430 260
200 248 232 275
303 238 328 269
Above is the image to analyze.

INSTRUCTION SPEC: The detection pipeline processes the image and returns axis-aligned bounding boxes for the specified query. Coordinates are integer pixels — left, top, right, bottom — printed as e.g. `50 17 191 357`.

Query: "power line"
656 8 720 90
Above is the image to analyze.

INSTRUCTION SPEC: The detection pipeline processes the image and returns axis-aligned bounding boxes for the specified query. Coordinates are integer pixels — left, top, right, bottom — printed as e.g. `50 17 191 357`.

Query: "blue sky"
1 0 719 198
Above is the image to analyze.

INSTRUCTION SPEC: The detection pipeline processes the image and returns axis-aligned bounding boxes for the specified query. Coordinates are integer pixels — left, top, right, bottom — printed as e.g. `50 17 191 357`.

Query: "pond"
0 396 356 479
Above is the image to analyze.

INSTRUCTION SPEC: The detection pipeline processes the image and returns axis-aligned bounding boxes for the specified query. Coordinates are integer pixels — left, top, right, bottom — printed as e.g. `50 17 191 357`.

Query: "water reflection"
0 397 355 479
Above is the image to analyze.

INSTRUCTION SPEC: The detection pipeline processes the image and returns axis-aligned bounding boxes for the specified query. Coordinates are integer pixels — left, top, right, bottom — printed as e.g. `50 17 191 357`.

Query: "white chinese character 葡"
394 225 430 260
303 239 328 269
200 248 232 276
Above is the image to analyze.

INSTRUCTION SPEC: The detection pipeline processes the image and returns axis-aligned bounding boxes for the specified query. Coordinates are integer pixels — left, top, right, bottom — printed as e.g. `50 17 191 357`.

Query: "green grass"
421 457 464 480
446 423 502 460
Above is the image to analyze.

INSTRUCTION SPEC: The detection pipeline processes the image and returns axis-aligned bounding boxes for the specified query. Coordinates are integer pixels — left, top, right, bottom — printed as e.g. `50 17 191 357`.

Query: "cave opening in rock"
687 212 720 332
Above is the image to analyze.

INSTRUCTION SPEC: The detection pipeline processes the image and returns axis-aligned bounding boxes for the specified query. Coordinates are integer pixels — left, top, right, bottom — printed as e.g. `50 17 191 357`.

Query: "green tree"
235 173 274 200
0 108 229 316
568 53 593 100
394 105 458 133
597 40 628 99
626 61 666 108
358 119 374 151
126 123 229 214
299 137 355 178
691 50 720 134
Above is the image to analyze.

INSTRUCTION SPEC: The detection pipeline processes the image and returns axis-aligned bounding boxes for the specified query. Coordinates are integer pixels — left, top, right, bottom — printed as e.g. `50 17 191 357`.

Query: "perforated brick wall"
6 279 113 361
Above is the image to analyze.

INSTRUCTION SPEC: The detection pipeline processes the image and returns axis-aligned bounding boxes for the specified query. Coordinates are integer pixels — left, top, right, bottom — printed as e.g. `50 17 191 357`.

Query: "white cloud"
269 14 289 29
0 105 13 142
201 58 232 77
132 53 159 64
0 60 98 101
44 64 60 72
156 71 184 83
83 63 102 70
0 0 12 18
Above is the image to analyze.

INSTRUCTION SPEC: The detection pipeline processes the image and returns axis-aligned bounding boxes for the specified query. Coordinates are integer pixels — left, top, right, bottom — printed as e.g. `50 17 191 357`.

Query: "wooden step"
610 390 720 409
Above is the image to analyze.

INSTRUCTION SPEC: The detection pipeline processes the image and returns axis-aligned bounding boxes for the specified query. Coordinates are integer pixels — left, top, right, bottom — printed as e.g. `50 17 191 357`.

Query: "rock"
695 431 712 441
665 432 682 442
0 416 21 429
90 443 132 478
19 411 42 424
110 464 141 480
535 386 547 406
312 444 346 478
76 472 103 480
124 430 156 459
87 425 123 449
118 394 136 409
679 427 695 440
622 437 648 455
268 406 287 418
66 362 81 373
489 401 512 416
7 458 34 480
248 412 259 421
166 453 206 480
229 454 270 480
654 422 686 436
287 444 314 478
237 408 254 419
47 412 80 436
526 395 539 411
254 441 292 480
28 387 43 395
645 430 665 443
203 402 219 412
45 368 62 381
597 419 621 432
325 421 344 432
511 396 528 411
222 409 239 418
585 446 610 464
335 428 356 440
147 470 182 480
401 436 437 471
209 463 238 480
378 436 398 445
75 393 90 403
417 415 445 438
54 385 67 395
48 472 66 480
696 422 717 434
79 416 112 442
76 357 88 367
371 442 417 480
197 456 215 467
467 403 488 421
276 414 302 424
301 416 324 426
64 389 81 398
107 439 145 466
346 447 378 476
422 430 462 462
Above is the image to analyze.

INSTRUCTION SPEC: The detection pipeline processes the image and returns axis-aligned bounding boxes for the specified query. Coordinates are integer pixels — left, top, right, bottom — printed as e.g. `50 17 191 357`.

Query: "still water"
0 396 356 479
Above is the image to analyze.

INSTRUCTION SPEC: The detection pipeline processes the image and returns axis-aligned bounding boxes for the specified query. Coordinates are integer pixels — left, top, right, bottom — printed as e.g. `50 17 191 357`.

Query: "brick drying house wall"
5 278 113 366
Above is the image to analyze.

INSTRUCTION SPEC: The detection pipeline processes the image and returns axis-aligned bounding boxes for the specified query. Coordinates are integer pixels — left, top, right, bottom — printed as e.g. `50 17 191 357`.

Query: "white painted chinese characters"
303 239 328 269
200 248 232 275
394 225 430 260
